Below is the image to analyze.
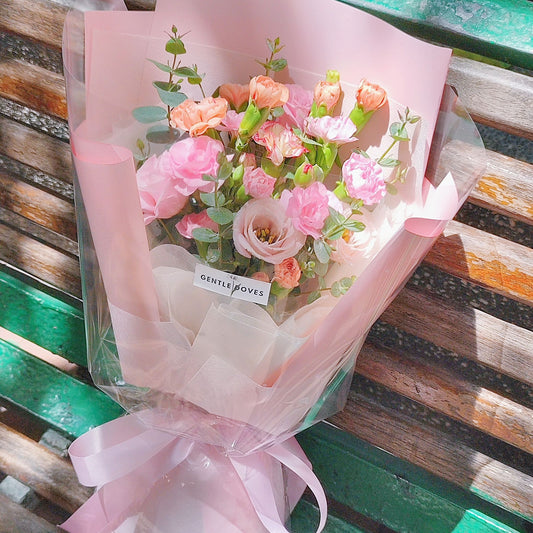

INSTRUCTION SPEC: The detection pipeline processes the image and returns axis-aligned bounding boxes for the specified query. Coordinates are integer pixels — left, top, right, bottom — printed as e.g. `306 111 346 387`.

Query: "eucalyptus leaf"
379 157 401 167
331 281 342 298
344 220 365 232
148 59 172 73
307 291 321 304
271 58 287 71
132 106 167 123
217 161 233 181
389 122 409 141
192 228 219 243
199 192 216 206
314 262 329 277
207 207 233 225
158 89 187 108
327 227 346 241
166 38 186 55
146 125 181 144
314 239 331 264
206 245 221 263
174 66 199 78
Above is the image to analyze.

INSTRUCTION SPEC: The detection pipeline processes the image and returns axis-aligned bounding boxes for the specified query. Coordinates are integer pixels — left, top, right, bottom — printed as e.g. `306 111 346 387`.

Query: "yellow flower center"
255 227 278 244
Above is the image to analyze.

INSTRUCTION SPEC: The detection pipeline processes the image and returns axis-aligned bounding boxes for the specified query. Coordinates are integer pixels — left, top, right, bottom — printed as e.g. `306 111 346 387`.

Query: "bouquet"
60 0 485 531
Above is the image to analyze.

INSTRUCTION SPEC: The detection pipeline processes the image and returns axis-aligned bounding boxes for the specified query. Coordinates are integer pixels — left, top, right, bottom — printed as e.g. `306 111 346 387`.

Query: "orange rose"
170 97 228 136
219 83 250 110
356 79 387 112
273 257 301 289
249 75 289 109
313 80 341 112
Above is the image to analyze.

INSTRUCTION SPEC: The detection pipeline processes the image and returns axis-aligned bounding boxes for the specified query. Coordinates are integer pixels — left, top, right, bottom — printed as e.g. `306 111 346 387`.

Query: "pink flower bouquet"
60 0 485 531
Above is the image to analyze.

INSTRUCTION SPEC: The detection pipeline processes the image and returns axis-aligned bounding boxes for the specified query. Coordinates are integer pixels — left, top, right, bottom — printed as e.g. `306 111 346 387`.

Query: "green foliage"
132 106 167 123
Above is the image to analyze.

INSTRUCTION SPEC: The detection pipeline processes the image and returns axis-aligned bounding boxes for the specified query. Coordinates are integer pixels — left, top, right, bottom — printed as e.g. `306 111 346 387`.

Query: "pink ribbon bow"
60 414 327 533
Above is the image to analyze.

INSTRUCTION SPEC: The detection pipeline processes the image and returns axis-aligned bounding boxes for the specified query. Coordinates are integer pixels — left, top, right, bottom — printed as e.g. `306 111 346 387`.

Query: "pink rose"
342 152 386 205
243 166 277 198
280 84 313 129
281 181 330 239
304 115 357 143
233 198 306 264
273 257 301 289
330 216 374 264
170 97 228 136
136 155 188 225
160 136 225 196
176 211 218 240
253 122 307 166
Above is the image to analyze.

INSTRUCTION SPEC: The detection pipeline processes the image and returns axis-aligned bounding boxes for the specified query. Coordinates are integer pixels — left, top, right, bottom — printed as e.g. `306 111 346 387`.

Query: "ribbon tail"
268 440 328 533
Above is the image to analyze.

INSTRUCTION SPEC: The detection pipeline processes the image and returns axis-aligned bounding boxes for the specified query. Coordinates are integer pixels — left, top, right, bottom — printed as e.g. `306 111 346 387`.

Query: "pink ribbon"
60 414 327 533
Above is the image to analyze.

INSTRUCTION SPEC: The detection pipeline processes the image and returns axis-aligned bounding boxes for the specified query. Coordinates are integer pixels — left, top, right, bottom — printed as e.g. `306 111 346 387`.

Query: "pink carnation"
281 181 330 239
342 152 386 205
233 198 306 264
253 122 307 166
136 155 188 225
176 211 218 239
304 115 357 144
280 84 313 129
216 110 244 133
159 136 225 196
243 166 277 198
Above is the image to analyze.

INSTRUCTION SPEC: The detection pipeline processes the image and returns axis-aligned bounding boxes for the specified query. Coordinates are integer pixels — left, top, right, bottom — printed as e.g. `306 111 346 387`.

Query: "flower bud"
350 79 388 131
294 162 323 186
238 102 270 141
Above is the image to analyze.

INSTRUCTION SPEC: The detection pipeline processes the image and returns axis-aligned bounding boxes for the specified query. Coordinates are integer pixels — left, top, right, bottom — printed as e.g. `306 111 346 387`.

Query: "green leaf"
206 245 221 263
132 106 167 123
152 81 187 107
379 157 401 167
192 227 219 243
326 227 346 241
328 207 345 226
145 125 182 144
389 122 409 141
307 291 321 304
174 66 200 78
217 161 233 181
386 183 398 195
148 59 173 73
340 276 355 290
331 281 342 297
314 261 329 277
343 220 365 232
270 58 287 72
166 38 186 55
199 192 216 206
207 207 233 225
314 239 331 264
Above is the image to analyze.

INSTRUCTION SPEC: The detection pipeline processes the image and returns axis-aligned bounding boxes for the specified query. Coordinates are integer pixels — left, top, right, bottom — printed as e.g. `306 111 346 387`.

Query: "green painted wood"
0 338 123 438
292 499 368 533
297 424 530 533
340 0 533 70
0 267 87 367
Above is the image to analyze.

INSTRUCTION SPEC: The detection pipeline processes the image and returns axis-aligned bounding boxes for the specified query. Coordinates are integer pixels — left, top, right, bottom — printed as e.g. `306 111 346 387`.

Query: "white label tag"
193 264 271 305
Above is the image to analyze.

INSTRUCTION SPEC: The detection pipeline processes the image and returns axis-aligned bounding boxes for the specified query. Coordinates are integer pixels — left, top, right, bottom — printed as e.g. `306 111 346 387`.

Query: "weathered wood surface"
0 422 92 514
330 390 533 518
0 493 55 533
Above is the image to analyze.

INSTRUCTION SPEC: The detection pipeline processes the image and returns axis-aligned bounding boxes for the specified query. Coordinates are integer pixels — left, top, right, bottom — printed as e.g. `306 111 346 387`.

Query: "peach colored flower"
170 97 228 136
243 166 277 198
356 79 387 112
233 198 306 264
314 80 341 112
249 75 289 109
253 122 307 166
252 271 270 283
219 83 250 110
273 257 301 289
136 155 188 225
176 211 218 239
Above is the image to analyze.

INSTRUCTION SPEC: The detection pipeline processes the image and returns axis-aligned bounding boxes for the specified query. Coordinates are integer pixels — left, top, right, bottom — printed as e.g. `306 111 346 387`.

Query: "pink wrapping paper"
62 0 485 530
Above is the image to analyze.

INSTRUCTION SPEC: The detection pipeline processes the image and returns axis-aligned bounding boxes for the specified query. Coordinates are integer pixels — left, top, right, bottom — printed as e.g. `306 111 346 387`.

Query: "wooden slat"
0 116 72 184
355 342 533 453
425 220 533 306
0 171 76 241
448 55 533 140
471 151 533 225
0 422 91 514
0 57 67 120
0 493 55 533
0 0 66 51
381 287 533 385
331 393 533 519
0 223 80 297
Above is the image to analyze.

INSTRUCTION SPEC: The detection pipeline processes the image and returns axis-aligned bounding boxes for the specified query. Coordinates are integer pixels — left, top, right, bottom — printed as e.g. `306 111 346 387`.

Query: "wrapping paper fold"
62 0 485 530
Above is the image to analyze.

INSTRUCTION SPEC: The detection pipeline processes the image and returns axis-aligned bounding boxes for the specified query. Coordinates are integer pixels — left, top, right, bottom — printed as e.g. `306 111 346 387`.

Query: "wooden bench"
0 0 532 531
